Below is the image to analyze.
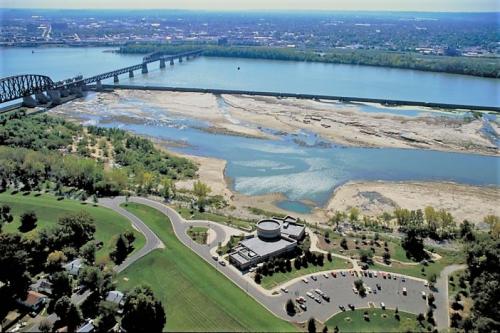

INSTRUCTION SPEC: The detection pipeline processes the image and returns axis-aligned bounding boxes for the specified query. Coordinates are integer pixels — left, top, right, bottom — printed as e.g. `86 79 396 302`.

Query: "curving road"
115 196 451 329
29 196 453 331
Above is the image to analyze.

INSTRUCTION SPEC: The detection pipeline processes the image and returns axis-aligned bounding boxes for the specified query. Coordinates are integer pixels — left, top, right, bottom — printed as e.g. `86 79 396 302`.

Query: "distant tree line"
119 43 500 78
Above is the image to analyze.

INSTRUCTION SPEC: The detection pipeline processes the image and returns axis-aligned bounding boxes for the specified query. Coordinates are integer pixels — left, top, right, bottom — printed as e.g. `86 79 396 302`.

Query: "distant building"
76 319 95 333
228 216 305 270
63 258 83 276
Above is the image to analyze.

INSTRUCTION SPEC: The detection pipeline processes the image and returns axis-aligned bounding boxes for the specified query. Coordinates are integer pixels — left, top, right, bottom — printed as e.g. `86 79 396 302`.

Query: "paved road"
122 197 451 329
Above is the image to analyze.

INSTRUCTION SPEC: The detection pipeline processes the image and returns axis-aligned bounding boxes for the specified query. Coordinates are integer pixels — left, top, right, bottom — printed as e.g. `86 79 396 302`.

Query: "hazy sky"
1 0 498 11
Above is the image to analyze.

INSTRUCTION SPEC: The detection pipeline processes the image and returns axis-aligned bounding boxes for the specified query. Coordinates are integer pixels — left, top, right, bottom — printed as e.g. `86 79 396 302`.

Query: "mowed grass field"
0 191 145 263
325 308 422 332
118 203 297 332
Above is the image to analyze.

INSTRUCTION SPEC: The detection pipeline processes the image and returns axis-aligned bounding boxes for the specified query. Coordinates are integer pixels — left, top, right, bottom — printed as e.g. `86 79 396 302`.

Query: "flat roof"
257 219 280 231
280 222 305 238
240 236 295 258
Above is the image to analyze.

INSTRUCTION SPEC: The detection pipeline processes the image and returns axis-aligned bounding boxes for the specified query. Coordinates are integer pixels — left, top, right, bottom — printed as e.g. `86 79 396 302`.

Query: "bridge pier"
160 58 166 69
129 70 134 78
179 56 183 63
113 75 119 83
35 92 50 104
22 95 37 108
170 58 174 66
59 88 69 97
96 80 103 91
142 63 148 74
47 90 61 105
69 86 83 97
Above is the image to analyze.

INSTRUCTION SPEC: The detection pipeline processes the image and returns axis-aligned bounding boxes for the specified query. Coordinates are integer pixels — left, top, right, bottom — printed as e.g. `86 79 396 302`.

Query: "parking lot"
274 270 431 322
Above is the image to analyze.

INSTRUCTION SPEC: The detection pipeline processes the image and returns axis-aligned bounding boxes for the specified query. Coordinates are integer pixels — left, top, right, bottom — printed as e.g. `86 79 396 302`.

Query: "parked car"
376 283 381 290
421 291 426 298
380 302 386 309
402 287 407 295
311 275 318 281
314 297 322 304
306 292 314 299
212 255 218 261
323 273 329 279
296 297 306 304
219 260 226 266
299 303 307 311
339 305 346 311
322 294 330 302
314 289 323 296
341 271 346 277
302 278 309 283
281 287 289 293
331 272 337 278
348 303 355 310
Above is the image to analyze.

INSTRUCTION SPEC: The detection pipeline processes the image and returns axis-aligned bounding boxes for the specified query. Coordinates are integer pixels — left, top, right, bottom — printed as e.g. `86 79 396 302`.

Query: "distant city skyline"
1 0 498 12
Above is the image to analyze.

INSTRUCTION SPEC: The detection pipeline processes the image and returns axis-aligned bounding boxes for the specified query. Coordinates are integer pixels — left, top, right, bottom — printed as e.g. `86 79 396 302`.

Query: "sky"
1 0 498 12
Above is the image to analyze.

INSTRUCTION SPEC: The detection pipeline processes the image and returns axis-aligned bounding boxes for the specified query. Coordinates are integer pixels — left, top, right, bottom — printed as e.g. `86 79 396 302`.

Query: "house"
17 290 47 312
76 319 95 333
30 278 53 295
106 290 125 306
63 258 83 276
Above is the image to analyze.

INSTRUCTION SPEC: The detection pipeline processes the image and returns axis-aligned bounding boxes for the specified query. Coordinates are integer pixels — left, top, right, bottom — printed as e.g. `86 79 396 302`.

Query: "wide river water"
2 47 499 213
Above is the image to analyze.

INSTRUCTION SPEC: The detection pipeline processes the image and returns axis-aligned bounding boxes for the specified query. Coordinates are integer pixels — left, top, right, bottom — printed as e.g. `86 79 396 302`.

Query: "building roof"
63 258 83 275
257 219 281 231
280 222 305 238
76 320 94 333
22 290 46 306
240 236 295 258
106 290 124 304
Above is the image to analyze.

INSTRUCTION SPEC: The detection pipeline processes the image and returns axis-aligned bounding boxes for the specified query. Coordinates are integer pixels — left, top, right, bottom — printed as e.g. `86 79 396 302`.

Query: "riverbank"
328 181 500 224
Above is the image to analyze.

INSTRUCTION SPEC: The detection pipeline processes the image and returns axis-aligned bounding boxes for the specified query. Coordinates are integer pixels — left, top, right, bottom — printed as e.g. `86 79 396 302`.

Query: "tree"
110 233 132 264
308 318 316 333
484 215 500 238
402 226 427 261
95 301 118 332
428 292 436 306
254 273 262 284
58 211 96 248
417 313 425 322
193 180 211 212
286 299 296 315
51 271 72 300
354 279 366 296
340 237 348 250
19 210 37 232
327 252 332 262
359 249 373 264
349 207 360 223
54 296 83 331
0 233 32 298
78 266 113 296
80 241 96 265
122 285 166 333
46 250 67 272
322 325 328 333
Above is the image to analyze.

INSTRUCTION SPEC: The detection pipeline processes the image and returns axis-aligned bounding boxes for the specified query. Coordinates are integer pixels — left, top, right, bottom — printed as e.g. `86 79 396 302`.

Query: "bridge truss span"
0 74 54 103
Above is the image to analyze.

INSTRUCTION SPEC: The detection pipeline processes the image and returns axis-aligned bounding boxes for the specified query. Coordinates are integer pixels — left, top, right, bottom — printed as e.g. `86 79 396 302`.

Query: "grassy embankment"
174 205 255 231
118 203 296 332
325 308 423 332
187 226 209 244
0 191 145 264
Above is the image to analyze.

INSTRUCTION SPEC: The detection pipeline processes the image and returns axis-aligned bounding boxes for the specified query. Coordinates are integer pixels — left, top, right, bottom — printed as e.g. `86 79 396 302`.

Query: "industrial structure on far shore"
229 216 305 270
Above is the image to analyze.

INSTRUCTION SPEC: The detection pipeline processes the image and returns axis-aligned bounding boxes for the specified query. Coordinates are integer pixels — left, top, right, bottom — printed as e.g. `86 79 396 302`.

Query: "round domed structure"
257 219 281 239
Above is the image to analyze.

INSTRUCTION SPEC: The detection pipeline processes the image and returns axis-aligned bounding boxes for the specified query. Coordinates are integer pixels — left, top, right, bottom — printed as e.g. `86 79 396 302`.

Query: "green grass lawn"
0 191 145 264
261 258 353 290
325 308 424 332
174 205 255 231
187 226 208 244
118 203 296 332
448 269 469 298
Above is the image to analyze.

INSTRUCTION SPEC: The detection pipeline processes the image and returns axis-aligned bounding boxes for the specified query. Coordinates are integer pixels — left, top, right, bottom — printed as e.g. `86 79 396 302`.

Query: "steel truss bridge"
0 49 203 104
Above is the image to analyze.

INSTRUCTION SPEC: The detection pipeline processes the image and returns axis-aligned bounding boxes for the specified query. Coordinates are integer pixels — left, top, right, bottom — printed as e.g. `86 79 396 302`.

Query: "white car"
373 272 378 278
323 273 329 279
311 275 318 281
302 278 309 283
281 287 289 293
421 291 426 298
352 287 358 294
366 286 372 293
402 287 407 295
306 292 314 299
380 302 386 309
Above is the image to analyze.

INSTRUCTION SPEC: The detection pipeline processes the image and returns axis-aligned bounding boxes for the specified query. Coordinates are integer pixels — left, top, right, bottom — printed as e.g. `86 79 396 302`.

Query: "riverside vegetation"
119 43 500 78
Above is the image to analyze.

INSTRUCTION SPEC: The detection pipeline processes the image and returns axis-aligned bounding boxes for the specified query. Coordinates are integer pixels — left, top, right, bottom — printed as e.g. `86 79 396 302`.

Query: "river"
2 47 499 214
1 47 499 107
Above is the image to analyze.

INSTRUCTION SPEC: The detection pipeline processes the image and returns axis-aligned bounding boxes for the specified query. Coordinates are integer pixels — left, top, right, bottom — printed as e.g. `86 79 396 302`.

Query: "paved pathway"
120 197 452 329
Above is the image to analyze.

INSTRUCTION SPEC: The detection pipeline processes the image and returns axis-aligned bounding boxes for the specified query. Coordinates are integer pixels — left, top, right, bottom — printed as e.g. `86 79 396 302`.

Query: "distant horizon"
0 0 498 12
1 8 499 14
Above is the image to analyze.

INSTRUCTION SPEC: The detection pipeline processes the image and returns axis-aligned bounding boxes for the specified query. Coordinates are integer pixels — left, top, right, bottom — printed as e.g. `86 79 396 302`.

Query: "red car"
331 272 337 278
